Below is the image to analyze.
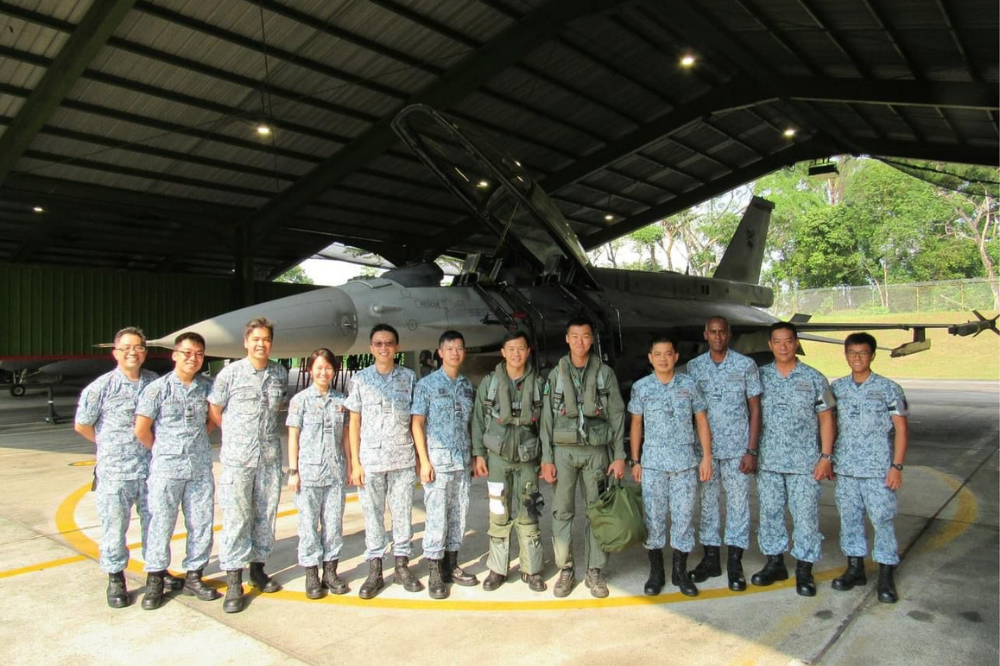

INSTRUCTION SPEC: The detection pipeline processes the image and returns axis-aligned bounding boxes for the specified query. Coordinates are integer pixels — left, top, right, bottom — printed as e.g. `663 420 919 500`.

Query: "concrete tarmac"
0 379 996 666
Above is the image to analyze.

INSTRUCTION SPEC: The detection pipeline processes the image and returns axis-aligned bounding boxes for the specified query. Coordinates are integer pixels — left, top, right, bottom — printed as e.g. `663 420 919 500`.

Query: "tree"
275 265 314 285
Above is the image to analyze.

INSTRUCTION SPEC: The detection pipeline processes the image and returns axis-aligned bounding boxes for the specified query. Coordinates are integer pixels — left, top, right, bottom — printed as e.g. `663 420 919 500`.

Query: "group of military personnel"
76 313 909 610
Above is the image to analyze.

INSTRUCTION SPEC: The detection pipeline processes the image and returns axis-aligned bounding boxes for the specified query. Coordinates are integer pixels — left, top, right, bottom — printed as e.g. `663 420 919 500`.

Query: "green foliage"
274 265 314 285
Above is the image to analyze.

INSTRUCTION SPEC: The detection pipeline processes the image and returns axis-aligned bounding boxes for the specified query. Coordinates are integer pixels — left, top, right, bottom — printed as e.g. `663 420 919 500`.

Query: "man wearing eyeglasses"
135 332 219 610
829 332 908 603
412 330 479 599
209 317 288 613
75 327 161 608
345 324 423 599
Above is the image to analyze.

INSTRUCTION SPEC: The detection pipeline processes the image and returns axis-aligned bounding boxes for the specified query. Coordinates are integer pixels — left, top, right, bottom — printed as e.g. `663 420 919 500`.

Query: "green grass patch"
798 311 1000 381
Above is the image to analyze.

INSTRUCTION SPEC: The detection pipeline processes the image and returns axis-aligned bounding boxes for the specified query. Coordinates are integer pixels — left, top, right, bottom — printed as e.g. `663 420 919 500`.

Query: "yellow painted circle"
54 469 978 611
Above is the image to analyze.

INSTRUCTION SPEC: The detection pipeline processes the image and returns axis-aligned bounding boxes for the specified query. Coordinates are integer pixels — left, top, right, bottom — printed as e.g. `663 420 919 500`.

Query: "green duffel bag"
586 477 647 553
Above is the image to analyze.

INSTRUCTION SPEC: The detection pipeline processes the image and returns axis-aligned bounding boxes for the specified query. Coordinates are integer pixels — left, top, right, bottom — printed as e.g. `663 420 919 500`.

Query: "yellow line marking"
916 469 979 553
0 555 87 579
69 460 96 467
2 468 979 612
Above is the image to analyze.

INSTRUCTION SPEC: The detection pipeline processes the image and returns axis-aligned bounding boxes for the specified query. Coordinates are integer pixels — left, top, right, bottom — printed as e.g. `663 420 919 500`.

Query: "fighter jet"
150 105 989 382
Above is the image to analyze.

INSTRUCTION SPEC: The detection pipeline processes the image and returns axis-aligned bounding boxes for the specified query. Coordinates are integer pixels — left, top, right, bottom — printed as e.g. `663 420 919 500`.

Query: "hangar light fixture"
604 214 614 221
476 180 490 189
32 205 44 213
256 123 272 136
680 54 696 68
808 161 839 179
783 127 797 138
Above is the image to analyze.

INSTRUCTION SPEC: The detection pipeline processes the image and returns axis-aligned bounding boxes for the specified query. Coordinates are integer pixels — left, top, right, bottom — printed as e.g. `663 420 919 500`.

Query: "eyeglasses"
372 341 398 348
115 345 147 353
846 351 872 359
175 350 206 359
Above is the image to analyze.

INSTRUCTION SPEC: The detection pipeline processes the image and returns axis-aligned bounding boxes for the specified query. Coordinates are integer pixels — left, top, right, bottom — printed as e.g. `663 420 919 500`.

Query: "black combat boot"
877 564 898 603
727 546 747 592
394 556 424 593
141 571 165 611
520 571 546 592
553 568 575 598
183 568 221 601
163 572 185 592
445 551 479 587
796 560 816 597
671 550 699 597
223 569 244 614
832 556 867 591
751 554 789 586
303 566 324 600
427 559 448 600
585 568 609 598
248 562 281 593
483 570 506 592
322 560 348 595
644 548 665 596
107 571 129 609
689 545 722 583
358 558 384 600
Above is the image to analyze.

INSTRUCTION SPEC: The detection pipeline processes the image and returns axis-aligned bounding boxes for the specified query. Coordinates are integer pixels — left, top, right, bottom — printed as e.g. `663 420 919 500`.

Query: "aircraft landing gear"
10 384 26 397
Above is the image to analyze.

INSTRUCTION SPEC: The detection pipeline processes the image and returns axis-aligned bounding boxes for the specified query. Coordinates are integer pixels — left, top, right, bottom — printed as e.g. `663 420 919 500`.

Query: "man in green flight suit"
540 317 627 598
473 330 547 593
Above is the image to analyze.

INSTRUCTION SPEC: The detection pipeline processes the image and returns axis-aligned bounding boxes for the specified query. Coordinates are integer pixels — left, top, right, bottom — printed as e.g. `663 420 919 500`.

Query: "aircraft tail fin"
713 196 774 284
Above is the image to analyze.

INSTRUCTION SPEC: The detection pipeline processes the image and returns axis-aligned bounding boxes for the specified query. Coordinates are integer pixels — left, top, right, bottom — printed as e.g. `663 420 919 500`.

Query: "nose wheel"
10 383 26 397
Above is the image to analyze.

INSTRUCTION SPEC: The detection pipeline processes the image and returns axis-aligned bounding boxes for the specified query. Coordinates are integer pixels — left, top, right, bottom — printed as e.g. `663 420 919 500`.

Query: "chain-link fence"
769 278 1000 317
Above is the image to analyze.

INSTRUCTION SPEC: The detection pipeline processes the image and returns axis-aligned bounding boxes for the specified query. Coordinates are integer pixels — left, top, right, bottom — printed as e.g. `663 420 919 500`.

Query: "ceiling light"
476 180 490 189
604 214 614 221
256 123 272 136
680 54 696 68
783 127 797 138
32 205 44 213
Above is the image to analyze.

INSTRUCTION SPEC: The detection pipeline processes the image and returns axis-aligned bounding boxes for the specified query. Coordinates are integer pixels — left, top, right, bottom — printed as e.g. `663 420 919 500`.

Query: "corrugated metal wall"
0 264 317 356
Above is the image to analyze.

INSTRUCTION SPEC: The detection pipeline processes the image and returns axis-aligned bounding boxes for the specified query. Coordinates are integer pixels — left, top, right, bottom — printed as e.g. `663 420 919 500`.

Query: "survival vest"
549 355 613 447
481 362 543 463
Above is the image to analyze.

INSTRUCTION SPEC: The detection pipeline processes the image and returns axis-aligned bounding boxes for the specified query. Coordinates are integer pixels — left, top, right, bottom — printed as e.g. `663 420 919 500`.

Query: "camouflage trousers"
96 478 149 574
361 467 416 560
642 466 698 552
485 455 543 576
697 457 751 549
218 462 282 571
757 470 823 563
145 473 215 572
836 474 899 565
552 445 609 570
295 481 346 567
422 469 470 560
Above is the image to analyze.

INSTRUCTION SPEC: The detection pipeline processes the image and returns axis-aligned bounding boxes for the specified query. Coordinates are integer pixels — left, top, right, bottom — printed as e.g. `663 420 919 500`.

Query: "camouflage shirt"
759 361 836 474
136 372 214 481
286 385 347 486
412 368 475 473
832 372 908 478
75 368 158 481
209 358 288 468
628 372 708 472
686 349 762 460
344 364 416 474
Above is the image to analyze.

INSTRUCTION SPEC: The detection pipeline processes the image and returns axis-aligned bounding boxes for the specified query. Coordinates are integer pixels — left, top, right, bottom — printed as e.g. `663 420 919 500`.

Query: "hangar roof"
0 0 996 278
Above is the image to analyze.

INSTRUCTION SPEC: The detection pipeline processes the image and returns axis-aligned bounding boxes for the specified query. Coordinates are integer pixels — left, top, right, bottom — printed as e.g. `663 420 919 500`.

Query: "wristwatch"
891 463 904 471
745 448 758 457
819 453 833 460
627 458 640 467
288 468 298 474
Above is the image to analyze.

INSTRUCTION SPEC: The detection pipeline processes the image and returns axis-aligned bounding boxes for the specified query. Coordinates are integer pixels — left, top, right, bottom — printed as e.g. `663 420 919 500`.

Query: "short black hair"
114 326 146 345
502 330 531 346
244 317 274 340
705 316 730 331
769 321 798 339
370 323 399 343
438 330 465 347
307 348 338 372
844 332 877 353
649 336 678 353
566 316 594 333
174 331 206 349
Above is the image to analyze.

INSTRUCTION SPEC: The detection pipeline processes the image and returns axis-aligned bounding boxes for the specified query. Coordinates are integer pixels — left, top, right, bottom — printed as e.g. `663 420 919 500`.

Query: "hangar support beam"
241 0 631 251
0 0 138 183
